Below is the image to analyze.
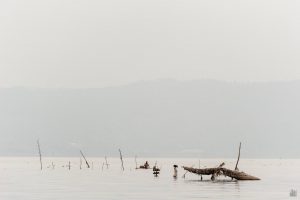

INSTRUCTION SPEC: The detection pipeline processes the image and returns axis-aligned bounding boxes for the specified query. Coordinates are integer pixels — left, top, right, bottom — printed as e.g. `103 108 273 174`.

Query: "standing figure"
144 161 150 169
173 165 178 178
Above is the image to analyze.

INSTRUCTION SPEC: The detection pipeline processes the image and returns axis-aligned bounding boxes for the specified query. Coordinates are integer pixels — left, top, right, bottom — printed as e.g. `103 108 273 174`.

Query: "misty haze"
1 79 299 158
1 0 300 199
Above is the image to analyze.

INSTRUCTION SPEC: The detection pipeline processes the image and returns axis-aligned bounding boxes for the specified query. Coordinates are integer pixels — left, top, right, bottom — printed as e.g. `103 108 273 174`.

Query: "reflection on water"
0 157 299 200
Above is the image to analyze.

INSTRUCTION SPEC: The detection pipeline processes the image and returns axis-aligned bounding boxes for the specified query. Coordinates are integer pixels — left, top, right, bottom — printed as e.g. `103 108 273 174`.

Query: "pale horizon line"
1 78 300 90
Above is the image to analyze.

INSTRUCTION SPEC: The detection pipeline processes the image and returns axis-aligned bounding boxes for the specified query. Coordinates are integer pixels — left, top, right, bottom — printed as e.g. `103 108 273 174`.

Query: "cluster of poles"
36 140 260 181
36 139 174 178
37 139 125 171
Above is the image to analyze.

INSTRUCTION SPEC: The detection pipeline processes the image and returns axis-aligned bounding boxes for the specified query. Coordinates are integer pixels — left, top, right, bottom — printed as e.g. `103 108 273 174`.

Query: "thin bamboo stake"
234 142 242 171
102 162 105 171
134 155 138 169
198 160 202 180
80 157 82 170
37 139 42 170
119 149 124 171
105 156 109 169
80 150 90 168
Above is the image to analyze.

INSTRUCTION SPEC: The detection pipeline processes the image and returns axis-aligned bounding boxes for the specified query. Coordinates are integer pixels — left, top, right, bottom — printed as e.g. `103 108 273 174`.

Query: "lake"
0 157 299 199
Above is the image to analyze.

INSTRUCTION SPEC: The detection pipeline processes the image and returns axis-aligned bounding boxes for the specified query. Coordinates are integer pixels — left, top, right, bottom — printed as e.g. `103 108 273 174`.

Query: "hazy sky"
1 0 300 88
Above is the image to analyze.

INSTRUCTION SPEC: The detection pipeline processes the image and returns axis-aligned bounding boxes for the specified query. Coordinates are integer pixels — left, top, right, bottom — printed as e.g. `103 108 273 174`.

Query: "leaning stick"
234 142 241 171
37 139 42 170
80 157 82 170
119 149 125 171
80 150 90 168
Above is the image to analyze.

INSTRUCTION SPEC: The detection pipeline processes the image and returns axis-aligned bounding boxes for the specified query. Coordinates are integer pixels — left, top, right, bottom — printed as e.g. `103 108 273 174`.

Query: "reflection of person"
173 165 178 178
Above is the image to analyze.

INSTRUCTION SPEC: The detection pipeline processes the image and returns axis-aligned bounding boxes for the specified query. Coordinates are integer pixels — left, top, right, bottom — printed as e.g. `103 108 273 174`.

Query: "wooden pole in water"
234 142 242 171
80 157 82 170
198 160 203 180
105 156 109 169
37 139 42 170
119 149 124 171
134 155 138 169
80 150 90 168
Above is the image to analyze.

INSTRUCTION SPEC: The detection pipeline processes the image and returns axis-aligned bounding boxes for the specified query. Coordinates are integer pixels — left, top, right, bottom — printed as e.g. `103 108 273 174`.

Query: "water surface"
0 157 298 199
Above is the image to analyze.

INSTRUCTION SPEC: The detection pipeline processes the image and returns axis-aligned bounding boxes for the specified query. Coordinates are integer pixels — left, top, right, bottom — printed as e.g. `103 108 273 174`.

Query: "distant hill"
0 80 300 158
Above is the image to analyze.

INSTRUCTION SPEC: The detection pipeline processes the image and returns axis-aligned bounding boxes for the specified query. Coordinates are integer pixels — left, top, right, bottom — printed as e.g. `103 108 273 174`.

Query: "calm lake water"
0 157 299 200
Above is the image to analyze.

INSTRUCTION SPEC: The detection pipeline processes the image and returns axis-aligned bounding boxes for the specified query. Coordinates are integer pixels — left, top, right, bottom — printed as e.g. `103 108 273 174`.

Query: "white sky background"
0 0 300 88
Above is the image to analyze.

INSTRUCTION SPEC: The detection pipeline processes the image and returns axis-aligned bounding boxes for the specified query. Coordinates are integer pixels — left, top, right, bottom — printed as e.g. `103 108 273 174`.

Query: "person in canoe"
140 161 150 169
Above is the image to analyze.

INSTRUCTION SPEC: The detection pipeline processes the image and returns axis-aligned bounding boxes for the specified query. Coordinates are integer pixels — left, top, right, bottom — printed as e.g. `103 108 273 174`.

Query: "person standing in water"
173 165 178 178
